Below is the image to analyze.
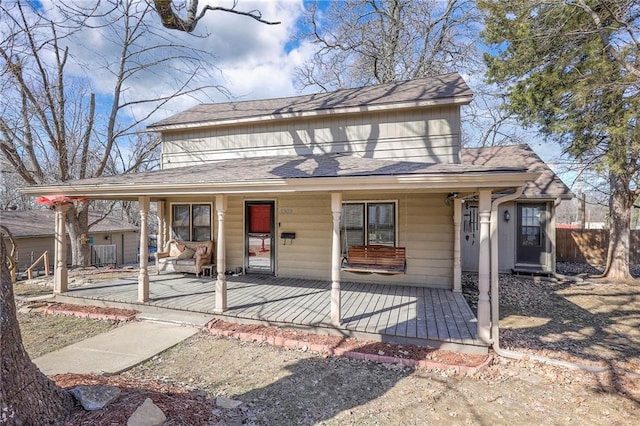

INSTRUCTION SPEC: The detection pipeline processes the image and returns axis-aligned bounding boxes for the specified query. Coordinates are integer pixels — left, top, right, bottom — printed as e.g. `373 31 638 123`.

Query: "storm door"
516 203 547 266
245 201 275 274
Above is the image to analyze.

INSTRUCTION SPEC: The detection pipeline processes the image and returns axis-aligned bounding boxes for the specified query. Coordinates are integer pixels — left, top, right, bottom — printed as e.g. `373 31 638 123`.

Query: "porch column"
330 193 342 326
53 202 69 294
477 189 492 343
138 196 150 302
156 201 165 252
453 198 462 293
215 195 228 313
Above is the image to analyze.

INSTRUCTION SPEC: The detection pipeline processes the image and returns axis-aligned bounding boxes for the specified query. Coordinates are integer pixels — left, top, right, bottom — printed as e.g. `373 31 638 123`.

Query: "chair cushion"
177 247 196 260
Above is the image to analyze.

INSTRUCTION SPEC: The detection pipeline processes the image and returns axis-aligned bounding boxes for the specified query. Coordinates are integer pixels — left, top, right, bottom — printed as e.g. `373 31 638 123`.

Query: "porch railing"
25 250 50 280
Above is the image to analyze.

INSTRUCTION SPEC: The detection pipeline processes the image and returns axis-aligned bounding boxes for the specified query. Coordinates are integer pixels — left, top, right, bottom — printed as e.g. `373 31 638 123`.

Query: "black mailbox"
280 232 296 239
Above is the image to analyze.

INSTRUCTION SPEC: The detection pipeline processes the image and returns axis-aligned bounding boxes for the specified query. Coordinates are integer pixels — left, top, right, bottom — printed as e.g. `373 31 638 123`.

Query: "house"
0 210 139 272
21 73 571 350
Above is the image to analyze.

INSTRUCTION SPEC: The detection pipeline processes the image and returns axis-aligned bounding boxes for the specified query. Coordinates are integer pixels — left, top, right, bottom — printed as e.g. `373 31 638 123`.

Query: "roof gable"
461 144 573 199
149 73 472 130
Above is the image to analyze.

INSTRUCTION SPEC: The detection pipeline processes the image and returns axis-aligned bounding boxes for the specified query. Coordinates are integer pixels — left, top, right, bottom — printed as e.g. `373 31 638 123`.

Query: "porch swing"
340 222 407 275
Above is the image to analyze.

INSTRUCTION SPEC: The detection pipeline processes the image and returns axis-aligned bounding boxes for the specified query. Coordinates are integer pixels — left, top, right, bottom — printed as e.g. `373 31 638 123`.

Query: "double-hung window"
340 202 396 254
171 204 212 241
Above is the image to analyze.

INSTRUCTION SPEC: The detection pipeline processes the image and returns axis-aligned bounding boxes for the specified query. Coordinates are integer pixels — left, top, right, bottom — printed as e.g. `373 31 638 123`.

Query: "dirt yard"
14 267 640 425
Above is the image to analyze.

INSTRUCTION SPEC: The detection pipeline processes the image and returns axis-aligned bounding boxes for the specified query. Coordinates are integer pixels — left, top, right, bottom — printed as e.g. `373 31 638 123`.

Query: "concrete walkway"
34 321 201 376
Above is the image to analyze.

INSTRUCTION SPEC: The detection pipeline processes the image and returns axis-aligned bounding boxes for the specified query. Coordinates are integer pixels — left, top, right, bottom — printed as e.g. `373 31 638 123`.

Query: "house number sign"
280 208 293 215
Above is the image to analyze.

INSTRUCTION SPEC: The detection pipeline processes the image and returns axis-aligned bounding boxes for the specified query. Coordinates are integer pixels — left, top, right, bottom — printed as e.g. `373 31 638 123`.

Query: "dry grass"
18 311 120 359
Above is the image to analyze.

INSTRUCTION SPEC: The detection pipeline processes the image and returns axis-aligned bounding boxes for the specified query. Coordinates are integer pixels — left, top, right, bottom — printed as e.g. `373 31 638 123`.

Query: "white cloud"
33 0 312 125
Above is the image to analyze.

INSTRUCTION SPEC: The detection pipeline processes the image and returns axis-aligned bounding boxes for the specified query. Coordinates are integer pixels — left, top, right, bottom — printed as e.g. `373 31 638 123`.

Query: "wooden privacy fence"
556 229 640 265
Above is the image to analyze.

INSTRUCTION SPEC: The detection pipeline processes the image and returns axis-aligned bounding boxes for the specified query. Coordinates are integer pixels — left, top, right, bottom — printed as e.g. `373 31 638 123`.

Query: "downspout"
490 188 606 372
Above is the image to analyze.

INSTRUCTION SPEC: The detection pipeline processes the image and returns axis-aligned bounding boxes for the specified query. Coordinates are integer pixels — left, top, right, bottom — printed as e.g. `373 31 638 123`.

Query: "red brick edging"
205 325 493 374
42 306 137 322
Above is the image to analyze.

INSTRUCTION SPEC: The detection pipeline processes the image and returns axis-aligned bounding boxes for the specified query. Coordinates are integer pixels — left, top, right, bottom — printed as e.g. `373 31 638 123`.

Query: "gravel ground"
15 264 640 424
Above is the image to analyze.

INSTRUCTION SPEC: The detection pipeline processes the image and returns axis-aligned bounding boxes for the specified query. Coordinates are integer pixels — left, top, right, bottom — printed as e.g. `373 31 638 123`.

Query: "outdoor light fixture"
503 210 511 222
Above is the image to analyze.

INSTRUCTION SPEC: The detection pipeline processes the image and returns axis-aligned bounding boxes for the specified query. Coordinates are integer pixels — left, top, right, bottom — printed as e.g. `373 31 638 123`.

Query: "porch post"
138 196 150 302
53 202 69 294
330 192 342 326
477 189 492 343
156 201 165 252
215 195 228 313
453 198 462 293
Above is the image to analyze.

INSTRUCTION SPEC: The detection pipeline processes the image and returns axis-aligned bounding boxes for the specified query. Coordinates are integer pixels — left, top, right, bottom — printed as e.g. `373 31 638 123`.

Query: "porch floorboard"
58 273 486 353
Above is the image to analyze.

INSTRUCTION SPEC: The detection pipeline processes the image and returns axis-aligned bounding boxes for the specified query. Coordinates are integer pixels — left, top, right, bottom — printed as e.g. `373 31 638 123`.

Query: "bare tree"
0 1 220 267
296 0 479 91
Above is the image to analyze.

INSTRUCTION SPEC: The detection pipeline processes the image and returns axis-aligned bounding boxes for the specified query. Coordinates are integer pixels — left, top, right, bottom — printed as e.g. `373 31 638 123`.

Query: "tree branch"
152 0 279 33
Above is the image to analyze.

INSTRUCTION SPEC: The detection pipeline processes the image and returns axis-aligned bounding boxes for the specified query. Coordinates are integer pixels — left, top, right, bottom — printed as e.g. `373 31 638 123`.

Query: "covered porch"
23 155 541 355
55 273 487 354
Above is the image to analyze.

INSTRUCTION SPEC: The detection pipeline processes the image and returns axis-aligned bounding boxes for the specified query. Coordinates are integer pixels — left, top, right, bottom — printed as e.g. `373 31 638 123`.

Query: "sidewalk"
34 321 202 376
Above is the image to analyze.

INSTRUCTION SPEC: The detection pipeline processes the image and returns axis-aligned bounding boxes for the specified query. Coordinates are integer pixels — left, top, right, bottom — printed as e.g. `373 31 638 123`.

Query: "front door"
245 201 275 274
516 203 547 266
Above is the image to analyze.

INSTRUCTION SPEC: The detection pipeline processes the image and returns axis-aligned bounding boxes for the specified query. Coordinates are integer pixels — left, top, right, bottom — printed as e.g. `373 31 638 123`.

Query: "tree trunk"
66 203 91 268
0 238 75 425
602 172 634 280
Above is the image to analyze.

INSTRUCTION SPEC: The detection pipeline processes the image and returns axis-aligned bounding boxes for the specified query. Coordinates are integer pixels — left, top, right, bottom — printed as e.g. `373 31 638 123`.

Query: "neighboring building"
22 73 572 347
0 210 139 271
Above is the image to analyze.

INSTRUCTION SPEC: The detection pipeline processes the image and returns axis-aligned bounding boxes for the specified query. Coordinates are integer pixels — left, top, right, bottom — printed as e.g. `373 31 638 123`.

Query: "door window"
520 206 542 247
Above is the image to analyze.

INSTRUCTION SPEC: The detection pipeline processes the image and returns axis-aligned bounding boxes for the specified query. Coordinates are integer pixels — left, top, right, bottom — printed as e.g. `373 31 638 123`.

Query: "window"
171 204 211 241
520 206 542 247
340 202 396 253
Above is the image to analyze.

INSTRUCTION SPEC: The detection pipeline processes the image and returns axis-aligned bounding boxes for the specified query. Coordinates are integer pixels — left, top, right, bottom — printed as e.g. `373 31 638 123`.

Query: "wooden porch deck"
57 273 487 353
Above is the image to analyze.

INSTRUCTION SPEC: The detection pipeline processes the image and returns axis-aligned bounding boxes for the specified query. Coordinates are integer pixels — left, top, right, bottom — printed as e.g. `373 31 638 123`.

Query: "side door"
516 203 547 266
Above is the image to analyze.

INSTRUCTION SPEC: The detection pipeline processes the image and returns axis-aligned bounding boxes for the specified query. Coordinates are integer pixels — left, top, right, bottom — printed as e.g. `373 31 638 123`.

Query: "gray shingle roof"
148 73 472 129
25 154 523 190
461 144 573 199
0 210 138 238
21 145 569 200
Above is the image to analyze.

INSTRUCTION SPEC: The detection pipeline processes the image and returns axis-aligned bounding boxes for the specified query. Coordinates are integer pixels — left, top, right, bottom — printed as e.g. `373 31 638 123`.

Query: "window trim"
169 202 213 242
341 200 398 253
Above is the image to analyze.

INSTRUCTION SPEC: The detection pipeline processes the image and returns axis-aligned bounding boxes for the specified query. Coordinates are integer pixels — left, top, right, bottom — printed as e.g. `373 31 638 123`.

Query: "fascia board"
20 171 541 199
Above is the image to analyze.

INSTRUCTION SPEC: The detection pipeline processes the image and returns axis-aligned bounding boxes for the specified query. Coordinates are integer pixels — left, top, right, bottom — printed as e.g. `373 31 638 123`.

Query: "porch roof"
462 145 573 200
21 154 539 200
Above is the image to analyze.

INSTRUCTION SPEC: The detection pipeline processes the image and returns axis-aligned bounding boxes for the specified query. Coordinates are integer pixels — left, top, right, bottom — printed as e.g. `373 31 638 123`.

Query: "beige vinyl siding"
275 194 332 279
223 197 247 273
161 106 461 168
339 193 453 288
160 192 454 288
273 192 453 288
